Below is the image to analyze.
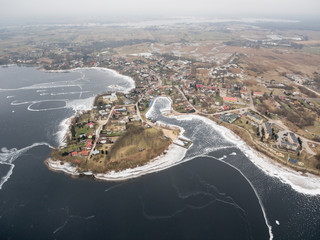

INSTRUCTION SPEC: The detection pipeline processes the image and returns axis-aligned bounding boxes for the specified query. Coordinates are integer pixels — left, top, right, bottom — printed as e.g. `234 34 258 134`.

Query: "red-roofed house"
223 97 238 103
253 92 263 97
208 86 220 90
88 122 94 128
86 143 92 150
81 150 88 156
72 151 78 156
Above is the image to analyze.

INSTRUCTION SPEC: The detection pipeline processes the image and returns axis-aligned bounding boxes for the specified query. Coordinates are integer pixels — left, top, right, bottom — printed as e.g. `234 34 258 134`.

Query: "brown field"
225 46 320 75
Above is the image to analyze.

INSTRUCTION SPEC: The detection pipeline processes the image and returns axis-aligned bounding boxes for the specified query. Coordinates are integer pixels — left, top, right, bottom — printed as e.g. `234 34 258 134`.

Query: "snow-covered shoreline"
169 113 320 196
49 92 320 195
47 132 188 182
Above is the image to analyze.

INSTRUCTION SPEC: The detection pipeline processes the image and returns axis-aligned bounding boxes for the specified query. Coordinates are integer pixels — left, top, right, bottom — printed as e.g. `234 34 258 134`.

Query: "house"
240 90 248 98
243 112 263 124
103 92 117 103
223 97 238 103
114 106 127 112
86 143 92 150
99 110 108 116
92 150 100 155
253 91 263 97
81 150 88 156
88 122 94 128
288 158 298 165
263 122 272 139
71 151 78 156
217 113 239 123
278 141 299 152
288 132 299 146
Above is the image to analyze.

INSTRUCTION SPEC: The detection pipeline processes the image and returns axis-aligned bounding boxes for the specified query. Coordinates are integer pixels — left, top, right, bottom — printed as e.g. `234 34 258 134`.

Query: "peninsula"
49 91 188 175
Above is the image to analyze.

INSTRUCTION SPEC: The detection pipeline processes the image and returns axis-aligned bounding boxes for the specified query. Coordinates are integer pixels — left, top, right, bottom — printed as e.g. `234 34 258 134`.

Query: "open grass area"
234 118 258 136
107 125 171 161
302 46 320 55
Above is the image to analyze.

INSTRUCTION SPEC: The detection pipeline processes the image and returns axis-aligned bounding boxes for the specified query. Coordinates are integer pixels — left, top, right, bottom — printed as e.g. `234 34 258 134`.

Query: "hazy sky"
1 0 319 21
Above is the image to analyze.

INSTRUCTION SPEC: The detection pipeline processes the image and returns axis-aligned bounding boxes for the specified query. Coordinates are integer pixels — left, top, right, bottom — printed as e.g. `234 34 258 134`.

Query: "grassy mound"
103 125 172 171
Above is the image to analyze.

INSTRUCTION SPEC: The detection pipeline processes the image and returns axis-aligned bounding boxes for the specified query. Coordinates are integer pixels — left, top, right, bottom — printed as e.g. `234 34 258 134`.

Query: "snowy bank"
169 113 320 196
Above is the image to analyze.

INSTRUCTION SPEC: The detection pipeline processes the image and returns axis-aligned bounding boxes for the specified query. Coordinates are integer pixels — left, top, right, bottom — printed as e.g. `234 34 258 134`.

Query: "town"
1 20 320 174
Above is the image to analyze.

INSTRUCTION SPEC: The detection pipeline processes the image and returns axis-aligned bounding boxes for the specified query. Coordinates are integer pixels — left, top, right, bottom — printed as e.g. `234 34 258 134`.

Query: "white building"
103 93 117 103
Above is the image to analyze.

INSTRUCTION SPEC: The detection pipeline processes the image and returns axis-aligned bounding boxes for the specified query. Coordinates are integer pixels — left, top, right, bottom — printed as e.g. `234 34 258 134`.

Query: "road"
175 85 198 113
135 101 142 120
88 106 115 160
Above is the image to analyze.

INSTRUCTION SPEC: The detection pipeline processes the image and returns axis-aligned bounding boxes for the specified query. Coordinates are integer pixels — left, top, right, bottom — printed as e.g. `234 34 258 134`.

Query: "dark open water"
0 66 319 239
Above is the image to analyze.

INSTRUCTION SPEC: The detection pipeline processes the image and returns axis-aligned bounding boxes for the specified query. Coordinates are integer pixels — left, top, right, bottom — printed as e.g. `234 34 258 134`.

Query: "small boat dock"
173 138 192 149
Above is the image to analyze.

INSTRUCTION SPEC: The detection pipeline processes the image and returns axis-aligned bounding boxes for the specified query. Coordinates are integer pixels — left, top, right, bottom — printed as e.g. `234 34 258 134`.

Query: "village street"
88 106 115 160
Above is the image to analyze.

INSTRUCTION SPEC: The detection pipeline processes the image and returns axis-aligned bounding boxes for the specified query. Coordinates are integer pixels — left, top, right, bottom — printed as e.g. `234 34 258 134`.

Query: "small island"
49 91 182 175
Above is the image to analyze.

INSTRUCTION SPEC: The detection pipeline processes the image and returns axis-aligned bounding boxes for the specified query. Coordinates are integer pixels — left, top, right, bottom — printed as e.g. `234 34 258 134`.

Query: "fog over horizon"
0 0 320 25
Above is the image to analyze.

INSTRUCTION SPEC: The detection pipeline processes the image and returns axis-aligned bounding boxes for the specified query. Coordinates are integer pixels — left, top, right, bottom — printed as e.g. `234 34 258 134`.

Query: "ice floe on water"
0 142 54 190
65 96 95 112
218 155 227 160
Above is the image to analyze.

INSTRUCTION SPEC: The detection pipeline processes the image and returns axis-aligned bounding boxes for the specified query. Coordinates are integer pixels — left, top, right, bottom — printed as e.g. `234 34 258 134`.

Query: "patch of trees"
246 67 260 73
0 59 10 65
298 86 318 98
71 125 76 138
283 109 316 128
290 42 303 49
62 152 69 156
313 72 320 85
313 136 320 143
315 154 320 170
257 96 316 128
